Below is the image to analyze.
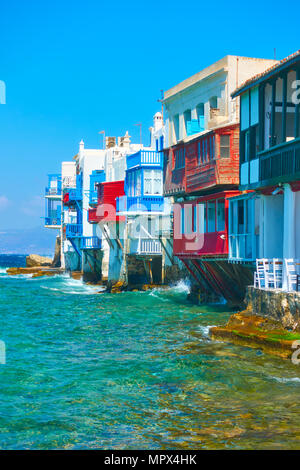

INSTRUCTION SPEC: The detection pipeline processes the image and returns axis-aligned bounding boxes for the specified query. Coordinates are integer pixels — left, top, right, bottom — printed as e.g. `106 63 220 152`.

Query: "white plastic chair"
255 259 267 288
285 259 298 292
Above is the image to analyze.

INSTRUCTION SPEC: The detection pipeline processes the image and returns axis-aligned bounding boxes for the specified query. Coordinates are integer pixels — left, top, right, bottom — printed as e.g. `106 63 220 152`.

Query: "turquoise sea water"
0 255 300 450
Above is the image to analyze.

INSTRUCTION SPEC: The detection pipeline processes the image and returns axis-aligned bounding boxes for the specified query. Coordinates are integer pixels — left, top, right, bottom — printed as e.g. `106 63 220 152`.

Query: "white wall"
164 56 278 147
262 194 284 259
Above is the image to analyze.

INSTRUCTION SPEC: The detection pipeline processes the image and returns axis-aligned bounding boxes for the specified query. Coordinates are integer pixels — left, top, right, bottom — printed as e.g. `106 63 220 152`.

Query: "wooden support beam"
271 80 276 147
282 72 287 143
101 224 113 249
259 84 265 152
194 260 221 296
159 237 174 265
181 258 205 289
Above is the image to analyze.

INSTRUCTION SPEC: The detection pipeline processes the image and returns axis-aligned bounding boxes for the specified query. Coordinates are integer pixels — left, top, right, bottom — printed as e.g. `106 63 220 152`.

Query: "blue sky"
0 0 299 231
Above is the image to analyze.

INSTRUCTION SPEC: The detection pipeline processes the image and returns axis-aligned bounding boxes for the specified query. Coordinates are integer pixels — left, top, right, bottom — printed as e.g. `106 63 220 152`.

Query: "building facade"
163 55 278 303
230 50 300 291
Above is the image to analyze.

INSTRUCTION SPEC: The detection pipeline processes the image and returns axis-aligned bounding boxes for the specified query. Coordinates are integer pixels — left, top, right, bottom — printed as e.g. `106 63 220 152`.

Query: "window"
193 205 197 232
156 139 159 151
196 103 204 120
173 114 180 142
220 135 230 158
198 202 206 233
184 109 192 136
217 199 225 231
159 135 164 150
241 91 250 130
209 96 218 109
174 148 185 169
200 139 208 163
136 171 142 196
237 200 245 234
209 135 215 160
181 207 185 234
207 201 216 232
184 205 193 234
143 169 162 195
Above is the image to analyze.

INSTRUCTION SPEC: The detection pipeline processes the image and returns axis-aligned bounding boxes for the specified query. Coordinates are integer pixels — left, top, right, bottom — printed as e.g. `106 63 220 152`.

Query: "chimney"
153 112 163 132
118 131 131 148
106 136 116 149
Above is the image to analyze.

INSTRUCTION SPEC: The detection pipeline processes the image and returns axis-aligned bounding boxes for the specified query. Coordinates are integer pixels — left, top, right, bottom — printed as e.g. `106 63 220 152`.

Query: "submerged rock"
210 311 300 359
6 267 62 277
26 254 52 267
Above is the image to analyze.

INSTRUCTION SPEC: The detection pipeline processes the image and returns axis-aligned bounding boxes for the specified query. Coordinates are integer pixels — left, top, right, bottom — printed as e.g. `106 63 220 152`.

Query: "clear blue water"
0 254 300 450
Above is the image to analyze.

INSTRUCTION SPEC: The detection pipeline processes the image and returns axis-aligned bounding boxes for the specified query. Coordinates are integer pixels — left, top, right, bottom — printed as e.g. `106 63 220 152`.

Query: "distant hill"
0 227 58 255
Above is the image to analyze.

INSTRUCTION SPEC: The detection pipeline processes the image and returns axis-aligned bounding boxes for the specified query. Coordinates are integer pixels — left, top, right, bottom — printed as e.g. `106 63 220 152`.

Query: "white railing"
138 238 162 255
62 176 76 188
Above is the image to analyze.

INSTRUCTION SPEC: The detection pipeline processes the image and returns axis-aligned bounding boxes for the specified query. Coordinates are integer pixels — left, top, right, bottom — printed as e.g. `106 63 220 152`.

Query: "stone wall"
245 286 300 331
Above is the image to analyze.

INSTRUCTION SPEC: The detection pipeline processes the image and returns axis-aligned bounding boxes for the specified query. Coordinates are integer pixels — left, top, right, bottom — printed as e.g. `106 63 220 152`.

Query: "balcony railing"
259 138 300 185
63 188 82 205
80 236 102 249
117 195 164 213
130 238 162 255
138 238 162 255
66 223 83 238
62 175 76 189
127 150 162 170
45 174 62 197
45 216 61 226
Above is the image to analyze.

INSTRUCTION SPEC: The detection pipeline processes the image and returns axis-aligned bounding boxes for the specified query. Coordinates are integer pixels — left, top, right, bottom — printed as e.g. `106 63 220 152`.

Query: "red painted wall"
173 191 240 258
88 180 125 223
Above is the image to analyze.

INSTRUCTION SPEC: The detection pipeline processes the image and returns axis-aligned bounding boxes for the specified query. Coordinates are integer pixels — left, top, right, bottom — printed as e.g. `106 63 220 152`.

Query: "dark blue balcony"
45 174 62 197
117 195 164 213
45 215 61 226
80 236 102 249
126 150 163 170
66 223 83 238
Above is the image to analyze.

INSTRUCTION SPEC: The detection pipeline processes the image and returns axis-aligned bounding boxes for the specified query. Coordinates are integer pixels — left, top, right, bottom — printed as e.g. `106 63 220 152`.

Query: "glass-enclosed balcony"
44 199 61 228
89 170 105 206
117 195 164 214
65 223 83 238
80 236 102 250
126 150 162 170
45 174 62 198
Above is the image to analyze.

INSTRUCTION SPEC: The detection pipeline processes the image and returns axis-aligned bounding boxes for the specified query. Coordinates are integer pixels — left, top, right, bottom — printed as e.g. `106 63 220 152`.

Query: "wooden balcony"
163 124 239 197
259 138 300 187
